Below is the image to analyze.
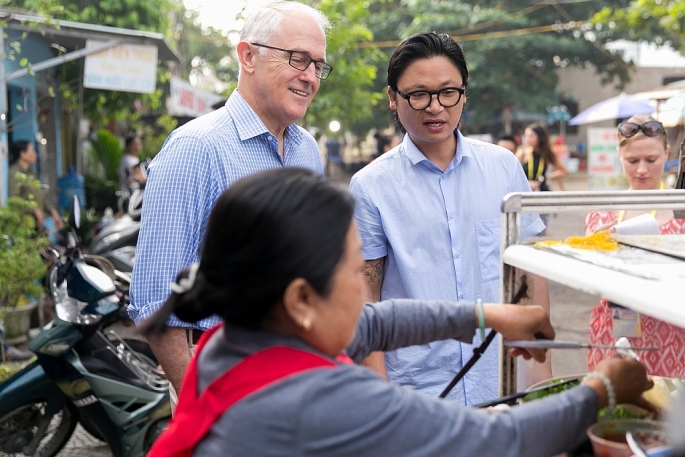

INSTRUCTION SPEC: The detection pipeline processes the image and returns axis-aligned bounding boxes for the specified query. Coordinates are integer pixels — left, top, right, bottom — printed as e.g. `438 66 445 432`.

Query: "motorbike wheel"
0 401 77 457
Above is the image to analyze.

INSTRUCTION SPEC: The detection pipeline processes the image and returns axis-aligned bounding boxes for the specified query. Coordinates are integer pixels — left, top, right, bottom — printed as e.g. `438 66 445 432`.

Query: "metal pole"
3 39 120 82
0 25 8 206
76 56 84 175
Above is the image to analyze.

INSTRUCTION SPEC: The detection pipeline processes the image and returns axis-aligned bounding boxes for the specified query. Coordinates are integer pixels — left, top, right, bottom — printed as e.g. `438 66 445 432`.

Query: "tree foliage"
591 0 685 53
175 7 238 91
358 0 633 131
296 0 385 137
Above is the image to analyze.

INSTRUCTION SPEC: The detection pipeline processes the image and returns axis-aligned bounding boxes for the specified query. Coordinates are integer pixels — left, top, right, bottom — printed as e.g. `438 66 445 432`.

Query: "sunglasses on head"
617 121 664 139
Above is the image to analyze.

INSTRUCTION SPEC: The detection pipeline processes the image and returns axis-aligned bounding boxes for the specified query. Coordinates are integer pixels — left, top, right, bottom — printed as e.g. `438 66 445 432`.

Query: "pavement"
37 171 596 456
57 425 111 457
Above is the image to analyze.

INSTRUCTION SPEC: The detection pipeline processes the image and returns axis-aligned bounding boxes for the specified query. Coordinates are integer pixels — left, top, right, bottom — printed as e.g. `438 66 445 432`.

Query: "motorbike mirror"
69 195 81 229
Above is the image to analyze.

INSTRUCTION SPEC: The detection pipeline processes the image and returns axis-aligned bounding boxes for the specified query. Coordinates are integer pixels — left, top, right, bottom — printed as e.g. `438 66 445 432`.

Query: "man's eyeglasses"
617 121 664 139
395 87 465 110
251 43 333 80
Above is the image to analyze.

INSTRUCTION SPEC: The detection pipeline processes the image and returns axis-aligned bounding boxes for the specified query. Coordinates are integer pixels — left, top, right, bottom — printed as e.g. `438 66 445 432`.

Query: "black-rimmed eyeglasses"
251 43 333 80
395 87 465 110
617 121 664 139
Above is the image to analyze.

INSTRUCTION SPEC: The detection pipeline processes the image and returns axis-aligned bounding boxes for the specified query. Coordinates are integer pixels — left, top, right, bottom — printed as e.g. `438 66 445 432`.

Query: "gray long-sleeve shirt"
194 300 599 456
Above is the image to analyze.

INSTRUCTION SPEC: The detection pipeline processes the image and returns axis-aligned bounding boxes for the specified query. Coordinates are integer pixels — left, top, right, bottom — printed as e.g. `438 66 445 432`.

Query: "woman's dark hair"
10 140 31 164
143 168 355 333
387 32 469 133
526 123 558 166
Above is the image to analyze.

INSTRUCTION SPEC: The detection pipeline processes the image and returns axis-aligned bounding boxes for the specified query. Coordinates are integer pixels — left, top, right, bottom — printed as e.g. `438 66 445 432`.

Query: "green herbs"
524 377 649 420
598 405 647 420
523 378 581 402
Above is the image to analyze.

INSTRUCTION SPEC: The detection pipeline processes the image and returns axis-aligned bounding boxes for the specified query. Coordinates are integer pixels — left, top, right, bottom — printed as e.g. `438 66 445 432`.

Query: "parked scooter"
0 196 170 457
89 188 143 273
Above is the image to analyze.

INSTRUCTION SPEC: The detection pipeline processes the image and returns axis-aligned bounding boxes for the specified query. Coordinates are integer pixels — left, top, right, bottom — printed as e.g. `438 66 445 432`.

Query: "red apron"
148 325 346 457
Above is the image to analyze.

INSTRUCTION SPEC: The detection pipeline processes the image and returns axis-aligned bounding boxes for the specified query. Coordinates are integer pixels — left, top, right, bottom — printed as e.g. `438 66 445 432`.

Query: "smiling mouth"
290 89 308 97
425 121 445 127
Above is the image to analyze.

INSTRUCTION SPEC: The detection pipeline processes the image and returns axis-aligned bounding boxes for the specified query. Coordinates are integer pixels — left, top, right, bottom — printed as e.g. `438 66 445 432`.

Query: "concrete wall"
557 66 685 148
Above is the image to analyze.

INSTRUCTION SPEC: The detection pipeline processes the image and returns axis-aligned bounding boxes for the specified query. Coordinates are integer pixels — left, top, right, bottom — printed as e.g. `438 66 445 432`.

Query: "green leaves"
591 0 685 53
89 129 124 183
301 0 386 136
0 176 49 310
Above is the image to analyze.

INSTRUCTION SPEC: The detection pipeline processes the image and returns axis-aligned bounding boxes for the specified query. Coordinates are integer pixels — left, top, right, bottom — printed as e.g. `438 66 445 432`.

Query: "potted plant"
0 174 49 353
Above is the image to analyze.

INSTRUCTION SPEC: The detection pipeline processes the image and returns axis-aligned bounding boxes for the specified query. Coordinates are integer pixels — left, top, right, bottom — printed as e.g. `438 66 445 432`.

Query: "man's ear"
387 86 397 111
236 41 257 75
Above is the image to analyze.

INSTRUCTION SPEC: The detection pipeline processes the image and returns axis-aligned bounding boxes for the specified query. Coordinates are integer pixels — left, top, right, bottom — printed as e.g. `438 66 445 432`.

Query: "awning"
0 11 181 63
633 80 685 102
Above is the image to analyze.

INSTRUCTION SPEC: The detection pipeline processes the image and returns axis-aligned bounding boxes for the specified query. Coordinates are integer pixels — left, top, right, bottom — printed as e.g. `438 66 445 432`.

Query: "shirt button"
459 294 466 299
449 213 455 219
454 253 460 259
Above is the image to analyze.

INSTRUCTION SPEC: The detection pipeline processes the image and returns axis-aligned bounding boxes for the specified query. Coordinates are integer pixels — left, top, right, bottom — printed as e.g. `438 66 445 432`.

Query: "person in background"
145 168 653 457
373 132 390 159
129 0 331 408
496 134 518 155
585 115 685 378
348 32 549 403
517 123 568 193
325 136 344 179
8 140 62 231
117 134 147 195
517 123 568 232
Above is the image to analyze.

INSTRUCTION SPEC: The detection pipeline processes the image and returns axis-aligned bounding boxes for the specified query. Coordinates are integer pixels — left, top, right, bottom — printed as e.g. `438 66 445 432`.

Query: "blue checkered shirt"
129 90 324 329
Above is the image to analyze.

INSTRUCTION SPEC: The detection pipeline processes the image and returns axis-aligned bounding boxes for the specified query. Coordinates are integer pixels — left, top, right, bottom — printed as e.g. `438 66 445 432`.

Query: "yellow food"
643 376 672 411
534 230 619 252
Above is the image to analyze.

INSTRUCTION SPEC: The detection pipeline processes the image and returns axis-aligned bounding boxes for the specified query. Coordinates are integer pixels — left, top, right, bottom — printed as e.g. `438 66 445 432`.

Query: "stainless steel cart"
499 189 685 396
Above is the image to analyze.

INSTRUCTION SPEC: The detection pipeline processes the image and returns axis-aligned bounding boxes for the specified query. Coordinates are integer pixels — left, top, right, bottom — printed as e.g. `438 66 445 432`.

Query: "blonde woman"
586 115 685 378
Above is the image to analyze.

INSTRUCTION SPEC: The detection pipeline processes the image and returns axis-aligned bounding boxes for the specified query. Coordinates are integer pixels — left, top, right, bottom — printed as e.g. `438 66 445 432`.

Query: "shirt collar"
13 162 32 173
226 89 304 146
402 129 473 170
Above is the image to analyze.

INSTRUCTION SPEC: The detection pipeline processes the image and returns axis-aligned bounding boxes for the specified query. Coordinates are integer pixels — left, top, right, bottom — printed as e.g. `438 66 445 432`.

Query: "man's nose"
299 62 318 84
426 94 443 112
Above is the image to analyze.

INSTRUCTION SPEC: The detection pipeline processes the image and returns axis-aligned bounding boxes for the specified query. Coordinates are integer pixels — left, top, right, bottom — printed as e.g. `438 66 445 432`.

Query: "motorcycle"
0 196 170 457
89 188 143 273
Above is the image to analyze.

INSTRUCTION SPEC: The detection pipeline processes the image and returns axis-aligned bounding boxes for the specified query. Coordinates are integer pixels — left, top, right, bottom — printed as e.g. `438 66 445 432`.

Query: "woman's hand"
481 304 555 363
586 220 617 235
590 357 654 410
528 180 541 191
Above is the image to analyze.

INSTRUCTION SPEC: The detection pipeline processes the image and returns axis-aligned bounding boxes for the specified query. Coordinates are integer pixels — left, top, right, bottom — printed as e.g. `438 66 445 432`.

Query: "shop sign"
167 77 223 117
84 41 158 93
587 127 625 190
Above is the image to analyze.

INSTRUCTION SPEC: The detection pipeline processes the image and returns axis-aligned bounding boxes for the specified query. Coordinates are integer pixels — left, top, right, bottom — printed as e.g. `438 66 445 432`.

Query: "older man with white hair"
129 1 332 407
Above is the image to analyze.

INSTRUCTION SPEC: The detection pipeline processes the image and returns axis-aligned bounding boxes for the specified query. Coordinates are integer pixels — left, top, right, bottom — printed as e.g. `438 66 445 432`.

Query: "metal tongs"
503 339 658 352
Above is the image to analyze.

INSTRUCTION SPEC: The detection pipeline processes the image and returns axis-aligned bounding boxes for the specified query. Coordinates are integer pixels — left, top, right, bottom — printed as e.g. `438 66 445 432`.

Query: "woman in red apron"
586 115 685 378
144 168 652 457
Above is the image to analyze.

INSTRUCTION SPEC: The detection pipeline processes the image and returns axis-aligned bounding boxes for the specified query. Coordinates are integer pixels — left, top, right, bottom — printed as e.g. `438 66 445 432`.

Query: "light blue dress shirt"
129 90 324 329
349 131 544 405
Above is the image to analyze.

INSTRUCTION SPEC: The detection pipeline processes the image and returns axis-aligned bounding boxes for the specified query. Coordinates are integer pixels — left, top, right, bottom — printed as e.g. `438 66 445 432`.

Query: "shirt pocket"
475 218 501 283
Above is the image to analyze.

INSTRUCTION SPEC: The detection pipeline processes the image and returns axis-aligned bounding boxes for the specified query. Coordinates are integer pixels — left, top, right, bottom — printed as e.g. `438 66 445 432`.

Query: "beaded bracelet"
582 371 616 417
476 299 486 342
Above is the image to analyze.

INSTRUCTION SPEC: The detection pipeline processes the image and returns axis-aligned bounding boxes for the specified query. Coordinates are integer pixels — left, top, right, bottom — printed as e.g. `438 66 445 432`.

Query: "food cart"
498 189 685 397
